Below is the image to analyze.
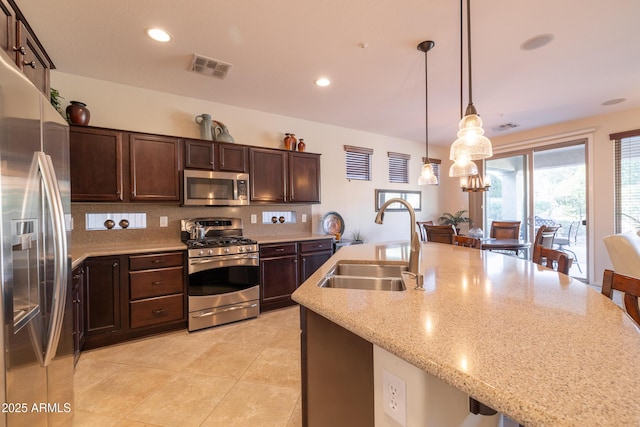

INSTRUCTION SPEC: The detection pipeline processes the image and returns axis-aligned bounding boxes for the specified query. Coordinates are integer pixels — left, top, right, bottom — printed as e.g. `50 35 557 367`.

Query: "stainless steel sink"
318 275 406 291
332 262 407 278
317 261 409 291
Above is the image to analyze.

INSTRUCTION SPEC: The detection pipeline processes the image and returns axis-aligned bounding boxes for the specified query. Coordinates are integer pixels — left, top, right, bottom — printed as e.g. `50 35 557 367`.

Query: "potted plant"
438 210 470 234
350 229 366 243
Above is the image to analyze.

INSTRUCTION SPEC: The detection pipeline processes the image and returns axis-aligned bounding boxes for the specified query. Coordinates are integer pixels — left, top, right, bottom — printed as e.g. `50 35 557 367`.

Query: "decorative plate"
322 211 345 235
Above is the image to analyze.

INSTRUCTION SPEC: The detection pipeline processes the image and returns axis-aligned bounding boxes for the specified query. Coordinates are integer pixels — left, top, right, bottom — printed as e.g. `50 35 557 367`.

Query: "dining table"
481 238 531 257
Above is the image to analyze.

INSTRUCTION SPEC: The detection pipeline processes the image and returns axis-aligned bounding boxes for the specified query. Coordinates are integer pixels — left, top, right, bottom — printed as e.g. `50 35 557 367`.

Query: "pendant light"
449 0 492 177
417 40 438 185
460 173 491 192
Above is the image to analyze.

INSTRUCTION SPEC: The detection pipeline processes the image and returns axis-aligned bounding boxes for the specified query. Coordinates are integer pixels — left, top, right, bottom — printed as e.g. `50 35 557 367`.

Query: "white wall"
489 106 640 284
53 72 455 244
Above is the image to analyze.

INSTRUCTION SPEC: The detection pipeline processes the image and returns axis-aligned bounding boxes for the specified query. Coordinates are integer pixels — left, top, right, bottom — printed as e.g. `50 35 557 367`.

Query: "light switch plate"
251 214 257 224
159 216 168 227
302 214 307 223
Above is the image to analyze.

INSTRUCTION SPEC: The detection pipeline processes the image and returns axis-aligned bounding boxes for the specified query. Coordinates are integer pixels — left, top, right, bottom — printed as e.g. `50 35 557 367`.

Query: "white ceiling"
17 0 640 146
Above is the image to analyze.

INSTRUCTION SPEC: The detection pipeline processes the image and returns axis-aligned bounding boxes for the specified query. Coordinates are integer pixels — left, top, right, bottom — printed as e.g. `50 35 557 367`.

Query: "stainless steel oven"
181 218 259 331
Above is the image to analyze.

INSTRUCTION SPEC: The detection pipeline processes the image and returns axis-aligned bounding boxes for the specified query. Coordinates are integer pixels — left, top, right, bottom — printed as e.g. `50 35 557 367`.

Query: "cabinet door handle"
112 262 118 268
151 281 165 285
23 60 36 69
152 308 166 316
13 46 26 55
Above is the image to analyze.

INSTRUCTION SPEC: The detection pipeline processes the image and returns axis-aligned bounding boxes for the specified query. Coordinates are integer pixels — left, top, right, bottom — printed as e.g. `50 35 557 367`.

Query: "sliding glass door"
484 141 587 281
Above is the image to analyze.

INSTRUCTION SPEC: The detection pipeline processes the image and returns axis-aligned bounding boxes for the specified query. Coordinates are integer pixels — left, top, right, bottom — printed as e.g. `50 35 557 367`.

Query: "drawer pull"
152 259 166 263
274 248 285 252
152 308 167 316
23 60 36 69
151 281 165 285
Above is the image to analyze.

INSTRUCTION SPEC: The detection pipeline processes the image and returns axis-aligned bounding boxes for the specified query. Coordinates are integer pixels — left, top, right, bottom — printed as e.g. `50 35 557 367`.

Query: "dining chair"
532 244 572 274
489 221 521 240
601 269 640 326
416 221 434 242
533 224 561 249
554 221 581 272
424 225 456 244
453 235 481 249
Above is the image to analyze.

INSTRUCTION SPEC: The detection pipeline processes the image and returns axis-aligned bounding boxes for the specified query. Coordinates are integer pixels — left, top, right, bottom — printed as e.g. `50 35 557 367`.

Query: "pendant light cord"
424 46 429 160
460 0 463 119
466 0 473 108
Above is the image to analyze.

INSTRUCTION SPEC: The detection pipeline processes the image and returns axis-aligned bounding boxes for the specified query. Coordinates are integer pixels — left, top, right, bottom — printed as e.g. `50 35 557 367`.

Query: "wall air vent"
189 54 232 79
492 122 520 132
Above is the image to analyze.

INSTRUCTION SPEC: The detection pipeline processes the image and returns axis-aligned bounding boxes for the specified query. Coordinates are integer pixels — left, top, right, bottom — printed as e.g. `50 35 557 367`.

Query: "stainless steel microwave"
183 170 249 206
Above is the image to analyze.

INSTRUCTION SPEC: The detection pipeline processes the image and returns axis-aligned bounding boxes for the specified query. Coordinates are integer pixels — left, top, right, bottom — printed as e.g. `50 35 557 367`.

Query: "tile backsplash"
71 203 314 247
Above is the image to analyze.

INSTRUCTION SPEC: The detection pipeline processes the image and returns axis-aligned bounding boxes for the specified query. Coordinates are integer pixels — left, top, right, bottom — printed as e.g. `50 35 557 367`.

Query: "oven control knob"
208 249 214 255
198 250 205 256
238 247 244 253
224 248 230 253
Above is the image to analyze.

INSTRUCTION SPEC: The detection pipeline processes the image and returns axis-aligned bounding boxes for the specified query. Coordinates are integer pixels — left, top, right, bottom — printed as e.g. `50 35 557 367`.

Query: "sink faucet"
374 198 424 290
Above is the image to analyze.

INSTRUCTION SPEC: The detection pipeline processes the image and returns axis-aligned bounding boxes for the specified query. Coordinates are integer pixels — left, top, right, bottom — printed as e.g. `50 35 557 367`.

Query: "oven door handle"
188 253 259 273
193 303 259 318
189 253 258 264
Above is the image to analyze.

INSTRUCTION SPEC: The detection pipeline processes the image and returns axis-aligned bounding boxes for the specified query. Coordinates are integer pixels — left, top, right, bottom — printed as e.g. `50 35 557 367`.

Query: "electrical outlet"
383 369 407 426
251 214 257 224
159 216 168 227
302 214 307 223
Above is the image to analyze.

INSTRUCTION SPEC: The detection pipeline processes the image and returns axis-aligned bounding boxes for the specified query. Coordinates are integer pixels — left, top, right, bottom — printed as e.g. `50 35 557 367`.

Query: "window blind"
344 145 373 181
388 152 410 183
611 129 640 233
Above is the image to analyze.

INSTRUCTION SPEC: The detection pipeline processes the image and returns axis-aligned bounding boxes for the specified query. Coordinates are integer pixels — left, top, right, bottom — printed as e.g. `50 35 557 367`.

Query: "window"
344 145 373 181
388 152 410 183
611 129 640 233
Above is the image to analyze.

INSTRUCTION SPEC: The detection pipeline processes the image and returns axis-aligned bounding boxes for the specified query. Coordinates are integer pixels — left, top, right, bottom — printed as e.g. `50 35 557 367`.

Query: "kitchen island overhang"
293 241 640 427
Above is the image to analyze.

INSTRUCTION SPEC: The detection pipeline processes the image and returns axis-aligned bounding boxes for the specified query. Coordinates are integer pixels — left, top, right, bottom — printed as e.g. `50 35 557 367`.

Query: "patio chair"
554 221 582 272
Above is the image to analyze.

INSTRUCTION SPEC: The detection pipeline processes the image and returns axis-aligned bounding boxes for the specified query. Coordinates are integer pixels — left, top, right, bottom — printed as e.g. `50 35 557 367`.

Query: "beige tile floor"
73 306 302 427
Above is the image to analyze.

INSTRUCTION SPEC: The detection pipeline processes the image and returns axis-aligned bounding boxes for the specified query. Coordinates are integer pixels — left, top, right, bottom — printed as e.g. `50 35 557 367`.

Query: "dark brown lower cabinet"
84 256 122 348
71 264 85 365
260 242 299 312
260 238 333 312
299 239 333 283
301 308 374 427
82 251 186 350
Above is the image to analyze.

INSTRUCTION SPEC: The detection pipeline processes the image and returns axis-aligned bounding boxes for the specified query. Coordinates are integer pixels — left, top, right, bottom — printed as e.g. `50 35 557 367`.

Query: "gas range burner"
187 236 257 249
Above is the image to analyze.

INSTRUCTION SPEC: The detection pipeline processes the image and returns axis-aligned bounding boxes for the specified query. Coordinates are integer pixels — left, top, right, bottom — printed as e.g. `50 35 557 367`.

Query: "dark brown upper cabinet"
289 151 321 203
70 126 124 202
249 148 287 203
129 133 180 201
70 126 180 203
184 139 247 172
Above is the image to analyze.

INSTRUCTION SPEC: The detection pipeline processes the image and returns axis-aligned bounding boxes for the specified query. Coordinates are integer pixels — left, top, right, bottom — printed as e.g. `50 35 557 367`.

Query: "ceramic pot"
66 101 90 125
283 133 293 150
195 114 214 140
297 138 306 152
289 134 297 151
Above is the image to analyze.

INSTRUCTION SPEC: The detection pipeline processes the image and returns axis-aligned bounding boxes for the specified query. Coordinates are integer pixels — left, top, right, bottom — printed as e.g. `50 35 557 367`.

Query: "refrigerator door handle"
37 151 69 367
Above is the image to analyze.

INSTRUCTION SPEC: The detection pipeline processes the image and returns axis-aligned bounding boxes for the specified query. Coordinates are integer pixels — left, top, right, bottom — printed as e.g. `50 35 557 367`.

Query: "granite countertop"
254 233 335 244
70 241 187 268
69 233 335 268
292 242 640 426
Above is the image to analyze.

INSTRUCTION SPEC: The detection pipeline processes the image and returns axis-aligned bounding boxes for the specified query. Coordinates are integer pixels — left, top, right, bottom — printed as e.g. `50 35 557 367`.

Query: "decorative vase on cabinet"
66 101 90 125
297 138 306 152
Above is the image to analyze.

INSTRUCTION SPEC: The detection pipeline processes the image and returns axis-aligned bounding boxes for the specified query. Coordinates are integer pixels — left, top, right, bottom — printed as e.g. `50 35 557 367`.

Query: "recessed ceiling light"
520 34 554 51
146 28 172 43
315 78 331 87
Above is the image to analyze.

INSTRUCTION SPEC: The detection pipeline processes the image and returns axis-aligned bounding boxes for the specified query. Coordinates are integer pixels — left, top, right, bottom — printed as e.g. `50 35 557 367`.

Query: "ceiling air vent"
189 54 232 79
493 122 520 132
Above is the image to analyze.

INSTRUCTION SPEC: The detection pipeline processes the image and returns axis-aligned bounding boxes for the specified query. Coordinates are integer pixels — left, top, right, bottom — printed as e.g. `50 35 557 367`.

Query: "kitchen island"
292 241 640 426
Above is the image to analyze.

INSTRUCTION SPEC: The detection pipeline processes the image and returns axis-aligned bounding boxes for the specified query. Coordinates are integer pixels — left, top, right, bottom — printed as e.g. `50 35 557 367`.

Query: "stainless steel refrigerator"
1 50 73 426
